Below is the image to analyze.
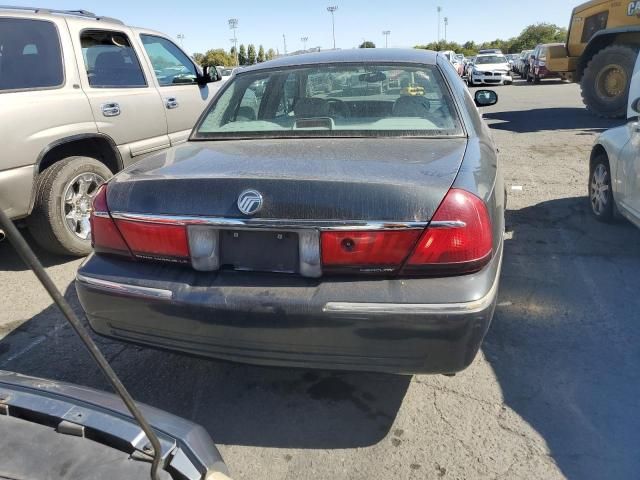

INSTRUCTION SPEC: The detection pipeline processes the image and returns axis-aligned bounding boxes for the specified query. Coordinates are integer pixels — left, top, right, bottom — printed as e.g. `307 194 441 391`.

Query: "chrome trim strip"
76 273 173 300
110 213 429 231
93 211 111 219
428 220 466 228
323 253 502 316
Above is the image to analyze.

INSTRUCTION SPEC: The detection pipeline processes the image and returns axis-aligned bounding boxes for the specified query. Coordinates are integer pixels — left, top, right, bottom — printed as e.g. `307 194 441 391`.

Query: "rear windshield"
193 63 463 139
475 56 507 65
0 18 63 91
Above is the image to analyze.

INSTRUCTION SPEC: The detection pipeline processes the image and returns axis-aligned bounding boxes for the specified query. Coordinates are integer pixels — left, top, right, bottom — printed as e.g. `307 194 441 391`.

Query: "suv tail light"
90 184 189 263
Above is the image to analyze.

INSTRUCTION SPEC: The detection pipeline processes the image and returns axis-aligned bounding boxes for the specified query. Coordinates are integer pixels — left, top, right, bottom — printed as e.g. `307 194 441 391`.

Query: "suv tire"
581 45 638 119
27 156 112 256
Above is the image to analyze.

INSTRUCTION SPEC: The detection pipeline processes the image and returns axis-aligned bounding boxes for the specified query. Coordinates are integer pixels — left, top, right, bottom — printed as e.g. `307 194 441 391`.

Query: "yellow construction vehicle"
547 0 640 118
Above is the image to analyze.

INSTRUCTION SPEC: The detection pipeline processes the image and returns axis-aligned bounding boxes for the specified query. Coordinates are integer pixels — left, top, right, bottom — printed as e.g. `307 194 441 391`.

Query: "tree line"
415 23 567 56
193 44 277 67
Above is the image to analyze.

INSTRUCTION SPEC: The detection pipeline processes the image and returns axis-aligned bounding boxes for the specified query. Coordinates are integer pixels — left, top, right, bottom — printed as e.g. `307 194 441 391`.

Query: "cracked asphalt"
1 78 640 480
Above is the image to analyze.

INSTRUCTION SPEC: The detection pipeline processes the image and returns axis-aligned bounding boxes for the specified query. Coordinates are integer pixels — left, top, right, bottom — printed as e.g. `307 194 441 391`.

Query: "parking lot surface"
1 79 639 480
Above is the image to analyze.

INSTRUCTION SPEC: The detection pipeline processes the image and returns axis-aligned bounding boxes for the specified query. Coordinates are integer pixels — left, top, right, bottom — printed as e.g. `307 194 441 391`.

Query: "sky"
44 0 574 54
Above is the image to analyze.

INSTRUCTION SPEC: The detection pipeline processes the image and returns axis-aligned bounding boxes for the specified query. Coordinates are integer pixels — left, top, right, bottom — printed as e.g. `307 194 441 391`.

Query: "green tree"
192 52 205 66
511 23 567 52
203 49 232 67
257 45 265 63
238 44 247 65
247 44 257 64
359 40 376 48
266 48 276 61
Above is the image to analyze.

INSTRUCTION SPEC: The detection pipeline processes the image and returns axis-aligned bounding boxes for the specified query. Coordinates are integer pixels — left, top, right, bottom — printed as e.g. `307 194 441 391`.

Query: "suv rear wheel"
27 157 112 256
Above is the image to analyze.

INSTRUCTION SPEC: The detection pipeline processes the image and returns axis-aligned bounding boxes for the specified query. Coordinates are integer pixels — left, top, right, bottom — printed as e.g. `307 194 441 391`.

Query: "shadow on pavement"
484 196 640 480
0 282 409 449
0 228 77 272
484 107 622 134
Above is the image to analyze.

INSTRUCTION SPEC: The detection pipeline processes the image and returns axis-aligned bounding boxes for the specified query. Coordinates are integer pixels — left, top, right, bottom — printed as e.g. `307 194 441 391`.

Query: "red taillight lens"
321 230 422 273
405 188 493 274
90 185 131 257
113 220 189 261
90 184 189 262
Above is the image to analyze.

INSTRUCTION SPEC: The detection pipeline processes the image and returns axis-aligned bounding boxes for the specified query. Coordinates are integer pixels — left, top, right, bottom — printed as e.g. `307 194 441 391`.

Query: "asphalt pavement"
1 78 639 480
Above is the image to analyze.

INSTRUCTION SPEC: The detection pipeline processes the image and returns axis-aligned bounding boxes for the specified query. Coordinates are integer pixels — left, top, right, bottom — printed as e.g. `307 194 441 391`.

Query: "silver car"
589 54 640 227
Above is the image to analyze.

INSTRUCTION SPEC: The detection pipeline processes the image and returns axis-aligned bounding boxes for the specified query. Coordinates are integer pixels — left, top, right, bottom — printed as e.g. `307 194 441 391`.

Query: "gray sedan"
76 49 505 375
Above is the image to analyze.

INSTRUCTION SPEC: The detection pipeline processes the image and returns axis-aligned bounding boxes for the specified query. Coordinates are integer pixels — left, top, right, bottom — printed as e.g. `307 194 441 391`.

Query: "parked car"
516 49 534 76
76 48 505 375
527 43 566 83
218 66 235 83
589 53 640 226
0 6 221 256
468 53 513 86
464 57 476 77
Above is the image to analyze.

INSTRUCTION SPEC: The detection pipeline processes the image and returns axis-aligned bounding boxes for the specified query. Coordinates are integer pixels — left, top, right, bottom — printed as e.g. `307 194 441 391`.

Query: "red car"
527 43 565 84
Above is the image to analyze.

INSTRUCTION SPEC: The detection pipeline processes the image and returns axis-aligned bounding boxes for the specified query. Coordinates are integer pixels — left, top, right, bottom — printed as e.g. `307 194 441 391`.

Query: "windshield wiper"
0 209 163 480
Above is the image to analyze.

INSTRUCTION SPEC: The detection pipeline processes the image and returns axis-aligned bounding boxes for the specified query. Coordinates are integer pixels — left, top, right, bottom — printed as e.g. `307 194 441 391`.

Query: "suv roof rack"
0 5 124 24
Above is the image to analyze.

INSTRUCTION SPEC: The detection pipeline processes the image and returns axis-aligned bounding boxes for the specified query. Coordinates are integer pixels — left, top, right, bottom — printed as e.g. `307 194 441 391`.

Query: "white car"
589 54 640 227
218 67 235 83
468 53 513 86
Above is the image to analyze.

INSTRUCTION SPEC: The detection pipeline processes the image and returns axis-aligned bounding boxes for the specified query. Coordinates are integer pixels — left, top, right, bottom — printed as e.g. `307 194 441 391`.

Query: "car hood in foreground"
108 138 468 222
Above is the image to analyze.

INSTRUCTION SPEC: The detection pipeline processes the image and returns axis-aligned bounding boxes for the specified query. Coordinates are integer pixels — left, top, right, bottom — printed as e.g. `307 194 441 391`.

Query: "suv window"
140 35 197 86
0 18 63 91
80 30 146 88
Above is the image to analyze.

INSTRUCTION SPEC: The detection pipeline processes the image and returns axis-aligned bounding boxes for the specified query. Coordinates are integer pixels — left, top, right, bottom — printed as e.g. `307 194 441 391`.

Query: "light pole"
228 18 239 66
301 36 308 51
444 17 448 42
283 34 287 55
327 6 338 49
382 30 390 48
177 33 185 48
437 6 442 43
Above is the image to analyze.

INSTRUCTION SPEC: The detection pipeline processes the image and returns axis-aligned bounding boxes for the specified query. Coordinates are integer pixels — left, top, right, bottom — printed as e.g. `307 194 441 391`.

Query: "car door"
137 32 215 146
619 56 640 220
67 23 170 165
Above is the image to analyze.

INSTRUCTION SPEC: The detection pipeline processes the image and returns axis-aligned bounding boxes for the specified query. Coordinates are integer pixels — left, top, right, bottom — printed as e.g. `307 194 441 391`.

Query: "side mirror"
631 97 640 114
475 89 498 107
197 66 220 86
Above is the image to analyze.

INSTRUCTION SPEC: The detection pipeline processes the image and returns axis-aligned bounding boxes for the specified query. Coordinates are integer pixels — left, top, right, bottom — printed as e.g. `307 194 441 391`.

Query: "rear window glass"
0 18 63 91
194 63 463 139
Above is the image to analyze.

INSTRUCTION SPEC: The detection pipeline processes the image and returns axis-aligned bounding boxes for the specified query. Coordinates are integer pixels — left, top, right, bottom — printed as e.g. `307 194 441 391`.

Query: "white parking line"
0 322 65 367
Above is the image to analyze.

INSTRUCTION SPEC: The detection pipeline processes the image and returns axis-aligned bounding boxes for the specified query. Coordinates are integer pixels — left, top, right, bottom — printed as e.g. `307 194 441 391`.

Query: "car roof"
239 48 438 73
476 52 506 57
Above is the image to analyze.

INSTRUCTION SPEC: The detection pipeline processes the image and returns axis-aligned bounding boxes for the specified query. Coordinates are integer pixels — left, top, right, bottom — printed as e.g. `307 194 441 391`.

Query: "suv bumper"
76 244 503 375
0 165 35 219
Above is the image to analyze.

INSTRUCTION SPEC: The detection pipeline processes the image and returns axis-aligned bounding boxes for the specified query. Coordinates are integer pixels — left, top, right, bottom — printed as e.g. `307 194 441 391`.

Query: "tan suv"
0 7 221 255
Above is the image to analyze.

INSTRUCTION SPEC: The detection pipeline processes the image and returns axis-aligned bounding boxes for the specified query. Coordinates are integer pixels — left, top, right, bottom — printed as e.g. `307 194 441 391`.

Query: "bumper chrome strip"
324 252 502 316
110 213 429 231
76 274 173 300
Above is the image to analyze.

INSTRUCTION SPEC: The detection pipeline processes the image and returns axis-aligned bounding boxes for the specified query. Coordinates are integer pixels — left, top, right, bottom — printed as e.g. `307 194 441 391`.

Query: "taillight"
321 230 422 274
114 220 189 262
90 184 189 263
90 185 131 257
404 188 493 275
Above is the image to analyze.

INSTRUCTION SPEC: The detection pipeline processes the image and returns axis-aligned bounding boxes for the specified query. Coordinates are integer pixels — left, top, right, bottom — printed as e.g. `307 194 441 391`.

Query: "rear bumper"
76 243 502 375
0 165 35 219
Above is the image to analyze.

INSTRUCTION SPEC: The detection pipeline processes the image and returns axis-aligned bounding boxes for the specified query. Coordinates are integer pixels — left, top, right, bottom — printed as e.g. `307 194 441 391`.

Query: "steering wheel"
326 98 351 118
